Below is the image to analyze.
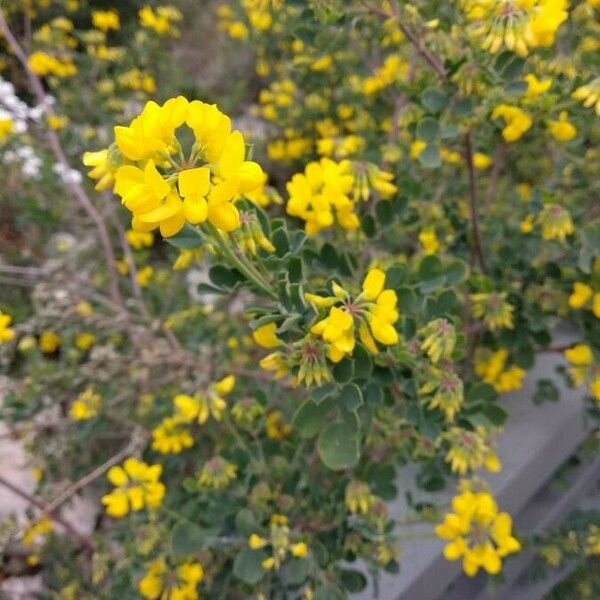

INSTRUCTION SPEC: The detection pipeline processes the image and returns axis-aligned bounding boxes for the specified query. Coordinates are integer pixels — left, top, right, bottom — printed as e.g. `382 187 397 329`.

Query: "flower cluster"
436 489 521 576
463 0 568 57
101 458 165 518
286 158 358 235
139 558 204 600
308 268 399 363
248 514 309 571
85 97 265 237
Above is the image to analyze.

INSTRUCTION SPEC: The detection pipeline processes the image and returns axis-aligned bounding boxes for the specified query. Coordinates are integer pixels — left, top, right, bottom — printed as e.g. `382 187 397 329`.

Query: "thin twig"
464 131 488 273
0 9 124 310
362 0 447 79
0 475 95 551
484 143 507 215
44 434 144 514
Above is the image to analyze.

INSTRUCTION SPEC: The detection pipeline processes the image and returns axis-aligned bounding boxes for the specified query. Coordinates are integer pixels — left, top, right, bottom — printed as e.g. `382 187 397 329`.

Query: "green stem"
205 223 277 299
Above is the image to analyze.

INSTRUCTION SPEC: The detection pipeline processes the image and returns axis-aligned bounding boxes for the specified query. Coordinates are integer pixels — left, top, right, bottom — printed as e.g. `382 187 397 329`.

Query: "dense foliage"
0 0 600 598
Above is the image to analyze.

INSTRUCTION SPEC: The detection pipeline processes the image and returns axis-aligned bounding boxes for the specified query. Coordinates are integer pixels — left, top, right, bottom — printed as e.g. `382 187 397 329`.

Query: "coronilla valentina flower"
308 268 399 362
101 458 165 518
436 489 521 576
85 97 264 237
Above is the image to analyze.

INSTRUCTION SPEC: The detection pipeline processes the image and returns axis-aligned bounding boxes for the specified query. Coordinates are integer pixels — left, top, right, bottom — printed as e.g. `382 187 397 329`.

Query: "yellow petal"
178 166 210 198
362 268 386 300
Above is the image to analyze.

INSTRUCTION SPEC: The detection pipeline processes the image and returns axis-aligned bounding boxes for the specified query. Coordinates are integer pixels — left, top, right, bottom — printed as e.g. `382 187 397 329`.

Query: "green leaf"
361 214 376 238
233 548 267 585
416 117 440 142
385 264 408 288
483 404 508 426
314 584 345 600
235 509 258 536
340 383 363 411
332 358 353 383
352 344 372 379
209 265 243 289
287 256 303 283
196 283 228 295
164 224 203 249
272 228 290 257
341 569 368 592
444 260 468 285
418 143 441 169
288 557 310 585
293 399 328 438
171 521 206 556
420 88 447 113
365 381 384 405
312 383 336 405
533 379 560 404
320 243 339 268
376 200 393 225
465 382 497 404
317 420 360 470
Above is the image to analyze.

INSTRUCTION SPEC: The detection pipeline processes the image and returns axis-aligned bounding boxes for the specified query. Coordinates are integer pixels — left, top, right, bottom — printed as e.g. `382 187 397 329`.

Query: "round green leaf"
317 420 360 470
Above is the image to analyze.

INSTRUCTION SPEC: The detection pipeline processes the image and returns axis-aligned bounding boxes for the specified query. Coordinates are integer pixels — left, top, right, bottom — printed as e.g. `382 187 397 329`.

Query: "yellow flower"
548 111 577 141
436 490 521 576
174 377 233 425
474 348 526 393
517 183 532 202
311 306 355 363
105 97 264 237
594 293 600 319
197 456 237 489
524 74 552 99
249 533 267 549
419 229 440 255
75 301 93 317
589 377 600 402
420 318 456 363
75 332 95 351
491 104 532 142
28 51 76 77
69 388 102 421
266 410 291 439
39 331 61 353
572 78 600 117
564 344 593 366
286 158 358 235
253 322 280 349
92 10 120 32
101 457 165 518
520 214 535 233
410 139 426 159
291 542 308 557
569 282 593 309
259 351 289 379
125 229 154 250
136 266 154 288
139 558 203 600
470 293 515 331
47 115 68 130
82 149 117 192
538 204 574 242
473 152 492 170
445 427 501 474
138 6 182 36
421 369 464 421
23 517 53 546
309 269 398 362
345 481 376 515
0 311 15 344
0 116 14 142
151 416 194 454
